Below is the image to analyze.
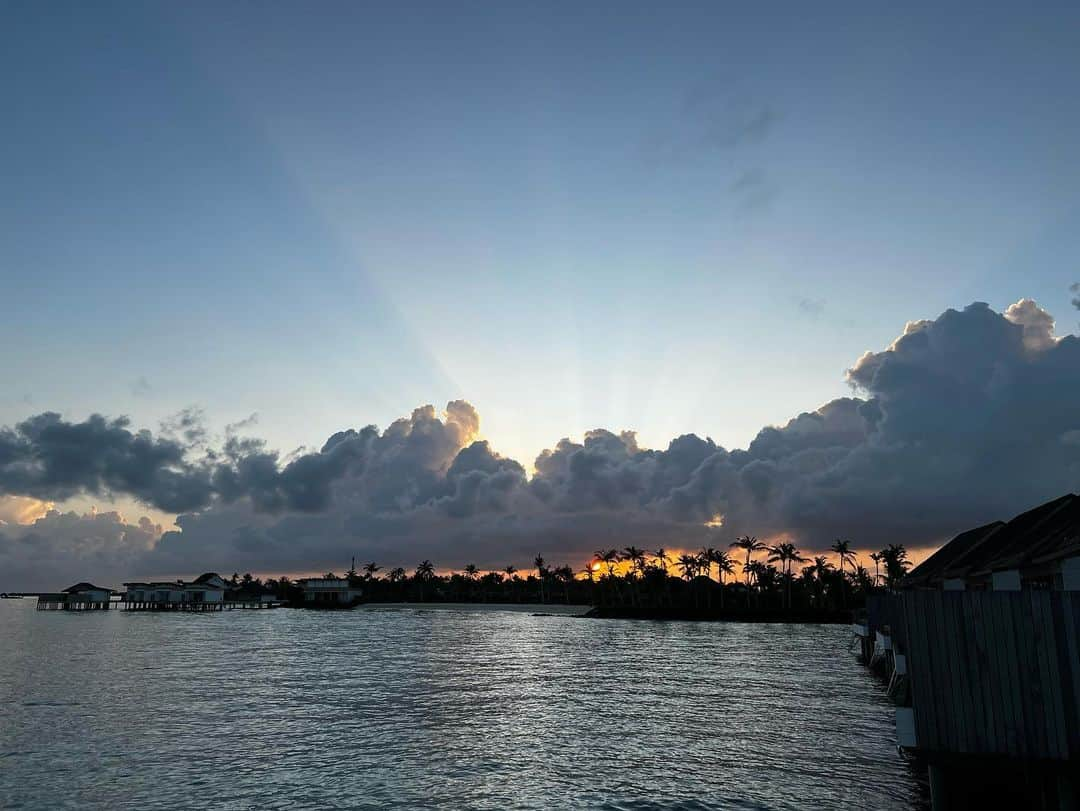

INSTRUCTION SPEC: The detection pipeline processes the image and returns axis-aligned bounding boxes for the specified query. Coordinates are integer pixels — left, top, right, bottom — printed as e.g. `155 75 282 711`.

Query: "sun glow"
704 513 725 528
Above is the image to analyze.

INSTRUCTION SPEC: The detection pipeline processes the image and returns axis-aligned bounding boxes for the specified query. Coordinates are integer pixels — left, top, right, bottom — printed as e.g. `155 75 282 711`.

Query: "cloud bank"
3 299 1080 589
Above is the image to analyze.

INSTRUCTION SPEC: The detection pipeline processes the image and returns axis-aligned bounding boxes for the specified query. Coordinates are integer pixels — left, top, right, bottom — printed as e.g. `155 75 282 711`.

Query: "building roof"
903 521 1004 588
193 572 224 584
905 493 1080 587
62 582 111 593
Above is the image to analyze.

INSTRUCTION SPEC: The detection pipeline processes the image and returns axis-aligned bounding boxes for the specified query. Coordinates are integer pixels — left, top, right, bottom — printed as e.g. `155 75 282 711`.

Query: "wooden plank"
987 592 1018 757
972 591 993 751
998 591 1027 758
950 592 974 753
905 593 936 750
1067 597 1080 758
1020 591 1049 759
912 591 944 752
1037 592 1068 759
946 592 971 753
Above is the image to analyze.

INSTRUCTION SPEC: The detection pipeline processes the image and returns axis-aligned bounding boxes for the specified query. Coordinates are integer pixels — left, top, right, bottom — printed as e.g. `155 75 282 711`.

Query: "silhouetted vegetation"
246 540 911 620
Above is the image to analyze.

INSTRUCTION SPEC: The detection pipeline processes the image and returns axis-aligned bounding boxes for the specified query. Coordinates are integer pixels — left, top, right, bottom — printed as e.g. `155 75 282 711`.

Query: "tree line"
236 538 911 612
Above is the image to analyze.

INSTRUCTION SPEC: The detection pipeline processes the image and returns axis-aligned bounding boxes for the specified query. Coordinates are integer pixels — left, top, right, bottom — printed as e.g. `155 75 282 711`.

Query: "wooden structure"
37 582 113 610
853 493 1080 808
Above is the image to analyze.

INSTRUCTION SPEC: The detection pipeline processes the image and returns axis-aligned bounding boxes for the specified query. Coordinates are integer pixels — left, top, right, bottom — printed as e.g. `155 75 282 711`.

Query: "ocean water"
0 601 926 809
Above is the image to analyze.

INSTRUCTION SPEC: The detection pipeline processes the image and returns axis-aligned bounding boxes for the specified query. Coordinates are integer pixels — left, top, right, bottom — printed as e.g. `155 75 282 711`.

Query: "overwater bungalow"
36 582 113 610
122 573 227 610
297 577 363 607
854 493 1080 809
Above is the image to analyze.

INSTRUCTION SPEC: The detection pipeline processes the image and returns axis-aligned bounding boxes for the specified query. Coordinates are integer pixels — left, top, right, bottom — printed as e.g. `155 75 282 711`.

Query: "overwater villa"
854 493 1080 809
36 582 113 611
297 577 363 607
122 572 228 610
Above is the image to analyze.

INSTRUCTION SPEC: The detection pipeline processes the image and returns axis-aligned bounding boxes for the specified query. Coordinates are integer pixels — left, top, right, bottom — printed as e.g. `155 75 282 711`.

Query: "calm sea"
0 602 926 809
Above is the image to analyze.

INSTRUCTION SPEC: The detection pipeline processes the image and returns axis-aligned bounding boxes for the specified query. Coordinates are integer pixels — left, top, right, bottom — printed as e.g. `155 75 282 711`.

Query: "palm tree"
554 564 574 603
830 539 855 608
730 535 766 607
464 563 479 580
712 549 734 609
810 556 833 608
768 542 808 609
652 548 670 573
595 548 620 577
534 555 547 602
622 546 647 575
504 565 518 579
362 562 381 580
880 544 911 589
677 553 699 581
415 560 435 601
743 560 767 606
388 567 406 584
698 547 717 582
869 552 882 586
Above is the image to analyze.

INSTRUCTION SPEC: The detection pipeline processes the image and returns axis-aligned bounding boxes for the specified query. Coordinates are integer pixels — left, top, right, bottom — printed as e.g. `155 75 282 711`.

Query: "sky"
2 2 1080 589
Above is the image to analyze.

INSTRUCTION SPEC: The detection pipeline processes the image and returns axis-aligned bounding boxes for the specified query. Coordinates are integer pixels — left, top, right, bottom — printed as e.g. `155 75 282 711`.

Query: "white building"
123 573 226 608
297 578 363 606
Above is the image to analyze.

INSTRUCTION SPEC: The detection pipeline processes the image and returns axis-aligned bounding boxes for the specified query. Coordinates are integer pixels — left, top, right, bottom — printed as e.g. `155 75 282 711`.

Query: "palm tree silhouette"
880 544 910 589
553 564 574 603
768 542 808 609
415 560 435 601
362 562 381 580
698 547 717 582
712 549 734 609
868 552 882 586
464 564 479 580
652 548 670 572
504 565 517 579
534 555 547 602
595 548 619 577
677 553 699 581
830 539 855 608
730 535 766 606
622 546 647 575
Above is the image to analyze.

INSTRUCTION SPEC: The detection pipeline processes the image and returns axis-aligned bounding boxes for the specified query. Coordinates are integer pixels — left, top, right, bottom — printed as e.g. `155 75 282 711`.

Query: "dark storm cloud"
0 412 216 513
3 300 1080 588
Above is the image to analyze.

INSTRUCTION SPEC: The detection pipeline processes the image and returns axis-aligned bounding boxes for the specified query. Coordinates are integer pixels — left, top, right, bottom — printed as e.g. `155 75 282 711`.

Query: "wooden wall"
899 590 1080 761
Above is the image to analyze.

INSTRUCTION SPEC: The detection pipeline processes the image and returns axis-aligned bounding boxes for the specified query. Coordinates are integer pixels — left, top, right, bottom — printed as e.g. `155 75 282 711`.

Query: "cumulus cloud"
3 300 1080 590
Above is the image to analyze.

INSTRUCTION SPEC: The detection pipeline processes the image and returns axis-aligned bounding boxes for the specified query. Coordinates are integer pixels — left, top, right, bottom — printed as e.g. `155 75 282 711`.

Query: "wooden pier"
120 600 278 611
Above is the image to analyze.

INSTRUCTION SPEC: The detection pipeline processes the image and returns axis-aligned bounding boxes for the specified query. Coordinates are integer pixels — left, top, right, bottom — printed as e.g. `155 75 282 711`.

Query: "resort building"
903 492 1080 591
855 492 1080 808
297 577 363 606
122 573 227 610
37 582 113 610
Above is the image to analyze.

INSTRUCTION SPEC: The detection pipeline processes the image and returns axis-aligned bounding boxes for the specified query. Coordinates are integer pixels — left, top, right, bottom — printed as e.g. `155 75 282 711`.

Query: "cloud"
729 168 778 213
1072 282 1080 311
3 300 1080 589
646 90 778 164
130 376 152 398
0 495 53 525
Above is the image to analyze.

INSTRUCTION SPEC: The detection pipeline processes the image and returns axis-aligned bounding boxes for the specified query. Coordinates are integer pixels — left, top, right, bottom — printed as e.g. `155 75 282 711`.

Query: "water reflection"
0 603 926 809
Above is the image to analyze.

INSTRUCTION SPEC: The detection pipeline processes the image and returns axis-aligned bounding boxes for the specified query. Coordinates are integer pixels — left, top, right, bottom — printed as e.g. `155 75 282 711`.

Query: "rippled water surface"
1 602 926 809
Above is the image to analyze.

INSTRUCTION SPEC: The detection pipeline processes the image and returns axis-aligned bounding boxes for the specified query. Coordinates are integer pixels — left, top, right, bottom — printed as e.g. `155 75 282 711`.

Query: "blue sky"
3 0 1080 475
